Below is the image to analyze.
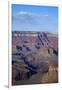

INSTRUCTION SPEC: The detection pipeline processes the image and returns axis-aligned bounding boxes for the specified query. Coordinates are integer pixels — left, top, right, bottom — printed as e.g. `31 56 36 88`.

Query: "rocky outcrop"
12 31 58 85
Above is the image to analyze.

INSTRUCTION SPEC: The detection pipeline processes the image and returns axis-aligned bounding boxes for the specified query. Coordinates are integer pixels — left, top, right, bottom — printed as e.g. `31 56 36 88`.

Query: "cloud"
16 11 33 16
44 14 49 17
13 11 49 18
15 11 44 17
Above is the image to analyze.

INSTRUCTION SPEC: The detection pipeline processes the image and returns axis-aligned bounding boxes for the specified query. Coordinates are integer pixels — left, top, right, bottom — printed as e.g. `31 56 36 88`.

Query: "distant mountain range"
12 31 58 49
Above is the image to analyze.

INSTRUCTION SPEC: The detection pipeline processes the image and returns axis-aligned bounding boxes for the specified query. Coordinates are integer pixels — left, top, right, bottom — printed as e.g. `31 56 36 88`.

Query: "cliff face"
12 31 58 85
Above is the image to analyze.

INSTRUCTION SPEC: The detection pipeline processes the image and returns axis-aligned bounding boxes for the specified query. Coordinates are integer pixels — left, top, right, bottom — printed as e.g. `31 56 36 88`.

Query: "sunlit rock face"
12 31 58 85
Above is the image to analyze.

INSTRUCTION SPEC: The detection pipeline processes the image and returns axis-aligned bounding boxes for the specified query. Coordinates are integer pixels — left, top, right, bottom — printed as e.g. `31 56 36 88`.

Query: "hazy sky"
12 4 58 33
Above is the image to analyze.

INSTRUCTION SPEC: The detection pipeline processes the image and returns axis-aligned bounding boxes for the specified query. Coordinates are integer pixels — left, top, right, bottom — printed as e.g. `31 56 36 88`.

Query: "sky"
12 4 58 33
